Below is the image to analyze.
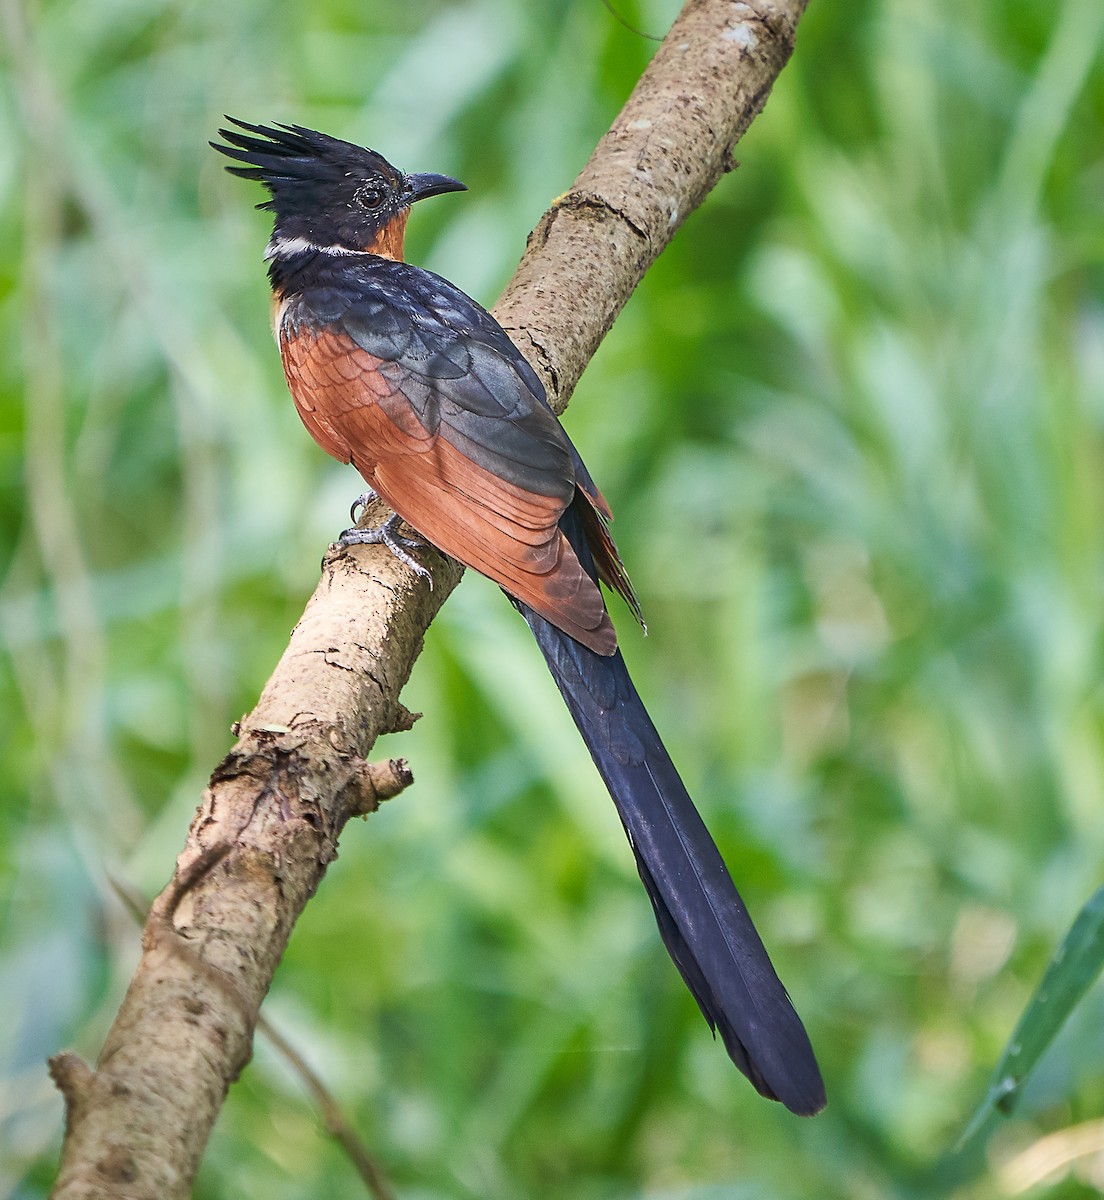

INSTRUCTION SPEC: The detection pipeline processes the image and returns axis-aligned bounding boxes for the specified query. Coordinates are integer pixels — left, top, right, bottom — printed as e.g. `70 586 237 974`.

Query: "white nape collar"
264 235 366 261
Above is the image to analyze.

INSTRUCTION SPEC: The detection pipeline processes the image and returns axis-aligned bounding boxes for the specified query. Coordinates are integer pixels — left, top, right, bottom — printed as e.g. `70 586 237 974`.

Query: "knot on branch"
199 729 415 875
341 757 414 817
385 703 421 734
48 1052 93 1133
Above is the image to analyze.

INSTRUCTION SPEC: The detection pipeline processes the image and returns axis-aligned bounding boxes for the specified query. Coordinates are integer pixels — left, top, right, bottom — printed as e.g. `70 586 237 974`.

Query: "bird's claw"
348 489 380 524
339 512 433 585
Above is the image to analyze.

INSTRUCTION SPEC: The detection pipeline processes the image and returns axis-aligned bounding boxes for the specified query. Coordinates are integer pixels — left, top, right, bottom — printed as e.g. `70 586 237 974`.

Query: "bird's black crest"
211 118 401 212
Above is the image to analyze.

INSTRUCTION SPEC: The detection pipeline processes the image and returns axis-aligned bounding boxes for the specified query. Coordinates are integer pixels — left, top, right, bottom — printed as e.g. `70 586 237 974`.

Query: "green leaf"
959 886 1104 1149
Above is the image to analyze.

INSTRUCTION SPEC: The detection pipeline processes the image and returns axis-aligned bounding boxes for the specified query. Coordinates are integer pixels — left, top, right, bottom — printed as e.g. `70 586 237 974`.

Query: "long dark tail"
512 504 825 1116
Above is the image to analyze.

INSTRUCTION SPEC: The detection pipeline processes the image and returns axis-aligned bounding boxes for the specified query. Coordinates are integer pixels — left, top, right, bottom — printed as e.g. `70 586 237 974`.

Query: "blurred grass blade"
959 887 1104 1149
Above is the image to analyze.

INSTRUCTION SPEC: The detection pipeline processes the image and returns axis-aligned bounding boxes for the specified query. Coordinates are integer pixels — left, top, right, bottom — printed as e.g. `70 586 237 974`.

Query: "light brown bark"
49 2 809 1195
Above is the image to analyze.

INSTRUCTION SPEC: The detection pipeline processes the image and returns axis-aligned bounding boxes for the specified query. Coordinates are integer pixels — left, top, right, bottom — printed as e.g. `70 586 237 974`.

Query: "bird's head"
212 118 466 261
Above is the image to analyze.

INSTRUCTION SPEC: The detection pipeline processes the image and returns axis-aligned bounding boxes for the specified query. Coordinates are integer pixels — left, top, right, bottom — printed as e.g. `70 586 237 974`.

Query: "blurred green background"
2 0 1104 1196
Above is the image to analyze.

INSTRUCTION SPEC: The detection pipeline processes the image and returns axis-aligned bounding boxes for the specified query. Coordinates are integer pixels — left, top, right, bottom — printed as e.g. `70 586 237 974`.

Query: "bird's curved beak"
406 172 467 204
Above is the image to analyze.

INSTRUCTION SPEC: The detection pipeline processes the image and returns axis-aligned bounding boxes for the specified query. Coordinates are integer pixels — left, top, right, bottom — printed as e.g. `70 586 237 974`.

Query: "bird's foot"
339 512 433 584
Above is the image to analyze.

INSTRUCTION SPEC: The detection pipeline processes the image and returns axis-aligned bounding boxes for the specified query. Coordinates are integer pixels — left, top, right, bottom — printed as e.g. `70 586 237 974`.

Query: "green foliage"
2 0 1104 1196
958 887 1104 1152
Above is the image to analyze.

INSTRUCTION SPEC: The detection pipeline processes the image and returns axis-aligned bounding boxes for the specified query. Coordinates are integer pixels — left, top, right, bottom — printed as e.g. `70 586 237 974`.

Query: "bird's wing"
279 268 617 652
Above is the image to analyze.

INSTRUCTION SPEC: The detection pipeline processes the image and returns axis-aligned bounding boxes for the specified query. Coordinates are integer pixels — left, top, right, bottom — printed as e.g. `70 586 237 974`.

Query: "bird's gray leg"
339 510 432 583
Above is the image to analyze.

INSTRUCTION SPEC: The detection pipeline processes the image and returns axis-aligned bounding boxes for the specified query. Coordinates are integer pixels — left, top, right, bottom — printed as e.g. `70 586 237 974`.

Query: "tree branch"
49 2 809 1195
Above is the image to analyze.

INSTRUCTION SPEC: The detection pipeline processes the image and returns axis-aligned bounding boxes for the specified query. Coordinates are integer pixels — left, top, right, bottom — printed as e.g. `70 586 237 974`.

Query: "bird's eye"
356 186 385 210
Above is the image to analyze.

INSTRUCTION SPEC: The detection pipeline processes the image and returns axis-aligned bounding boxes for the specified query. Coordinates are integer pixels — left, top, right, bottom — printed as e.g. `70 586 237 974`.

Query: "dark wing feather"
278 261 624 651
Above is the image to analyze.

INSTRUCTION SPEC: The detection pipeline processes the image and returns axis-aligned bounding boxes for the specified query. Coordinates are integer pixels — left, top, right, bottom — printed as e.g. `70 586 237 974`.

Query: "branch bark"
49 2 809 1195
